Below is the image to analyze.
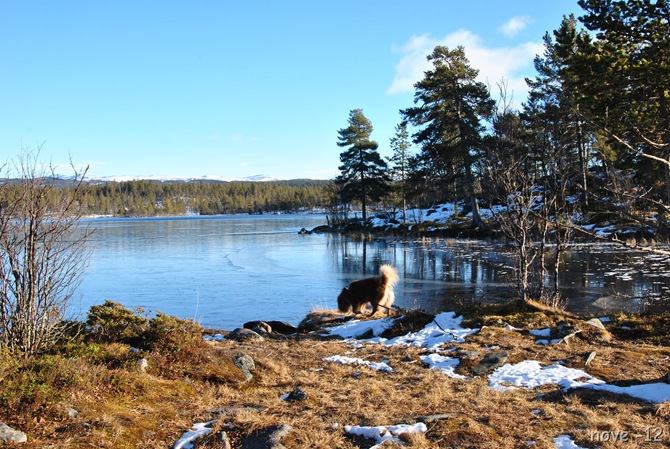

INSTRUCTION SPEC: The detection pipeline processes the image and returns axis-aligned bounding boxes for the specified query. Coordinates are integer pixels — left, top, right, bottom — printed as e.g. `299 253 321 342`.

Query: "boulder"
282 386 308 402
265 321 298 335
232 353 256 382
244 321 272 335
473 351 509 376
228 328 264 342
0 422 27 444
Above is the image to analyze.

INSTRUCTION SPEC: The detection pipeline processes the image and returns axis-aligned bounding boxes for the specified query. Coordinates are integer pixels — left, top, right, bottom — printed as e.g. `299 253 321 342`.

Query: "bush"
85 300 202 355
86 300 148 347
143 312 202 354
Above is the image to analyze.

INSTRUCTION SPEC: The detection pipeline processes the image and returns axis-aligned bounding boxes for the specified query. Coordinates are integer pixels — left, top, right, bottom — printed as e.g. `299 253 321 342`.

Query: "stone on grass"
473 351 509 376
233 352 256 382
0 422 27 444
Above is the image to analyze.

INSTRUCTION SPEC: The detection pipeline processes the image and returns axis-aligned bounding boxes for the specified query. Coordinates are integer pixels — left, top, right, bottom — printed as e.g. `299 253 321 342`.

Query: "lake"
73 214 670 330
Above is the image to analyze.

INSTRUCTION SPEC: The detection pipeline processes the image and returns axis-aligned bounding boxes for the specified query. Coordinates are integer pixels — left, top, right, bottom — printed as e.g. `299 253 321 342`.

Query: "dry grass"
1 306 669 448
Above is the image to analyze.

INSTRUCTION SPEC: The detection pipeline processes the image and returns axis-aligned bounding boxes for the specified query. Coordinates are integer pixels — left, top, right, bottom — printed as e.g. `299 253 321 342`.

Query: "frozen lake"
72 214 670 329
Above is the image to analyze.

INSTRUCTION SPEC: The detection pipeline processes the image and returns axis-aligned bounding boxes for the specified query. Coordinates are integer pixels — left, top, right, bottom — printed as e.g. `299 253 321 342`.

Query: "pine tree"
335 109 390 223
388 120 412 224
402 46 495 228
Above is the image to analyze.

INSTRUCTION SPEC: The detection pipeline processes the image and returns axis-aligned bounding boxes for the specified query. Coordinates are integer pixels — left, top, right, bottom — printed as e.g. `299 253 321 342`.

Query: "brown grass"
1 307 669 448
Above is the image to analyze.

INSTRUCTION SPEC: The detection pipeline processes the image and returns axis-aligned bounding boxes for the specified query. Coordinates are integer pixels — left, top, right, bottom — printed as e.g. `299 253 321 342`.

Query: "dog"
337 265 399 316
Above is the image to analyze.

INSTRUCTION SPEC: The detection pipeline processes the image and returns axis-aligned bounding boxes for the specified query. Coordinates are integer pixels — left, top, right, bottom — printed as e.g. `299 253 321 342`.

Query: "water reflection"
324 236 670 314
76 216 670 329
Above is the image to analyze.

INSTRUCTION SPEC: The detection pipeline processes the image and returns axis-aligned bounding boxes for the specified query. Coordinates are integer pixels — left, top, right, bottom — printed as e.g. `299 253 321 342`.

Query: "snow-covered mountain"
91 174 288 183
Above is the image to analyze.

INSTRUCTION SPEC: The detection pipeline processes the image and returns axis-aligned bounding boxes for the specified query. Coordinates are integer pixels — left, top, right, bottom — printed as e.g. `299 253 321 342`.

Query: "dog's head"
337 287 351 312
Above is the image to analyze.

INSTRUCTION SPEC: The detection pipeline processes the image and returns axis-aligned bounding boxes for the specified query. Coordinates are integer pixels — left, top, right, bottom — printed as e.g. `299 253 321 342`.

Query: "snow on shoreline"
325 312 670 404
183 311 669 448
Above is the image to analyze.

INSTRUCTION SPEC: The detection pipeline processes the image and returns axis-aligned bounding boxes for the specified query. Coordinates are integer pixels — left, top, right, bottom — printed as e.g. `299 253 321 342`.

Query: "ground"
1 303 669 448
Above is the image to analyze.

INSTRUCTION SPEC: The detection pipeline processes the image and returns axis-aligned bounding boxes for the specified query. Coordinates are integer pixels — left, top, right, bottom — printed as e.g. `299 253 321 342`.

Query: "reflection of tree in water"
325 237 670 314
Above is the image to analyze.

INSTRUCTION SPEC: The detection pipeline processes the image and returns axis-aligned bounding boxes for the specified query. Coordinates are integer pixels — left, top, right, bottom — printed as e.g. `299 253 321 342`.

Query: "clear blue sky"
1 1 580 180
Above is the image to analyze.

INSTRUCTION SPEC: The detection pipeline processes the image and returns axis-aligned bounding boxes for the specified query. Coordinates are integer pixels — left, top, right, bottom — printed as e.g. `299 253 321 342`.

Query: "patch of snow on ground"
529 328 551 337
323 355 394 373
420 353 469 379
173 420 217 449
488 360 604 392
327 317 393 339
203 334 225 341
488 360 670 403
554 434 587 449
344 423 427 448
372 312 478 349
327 312 477 350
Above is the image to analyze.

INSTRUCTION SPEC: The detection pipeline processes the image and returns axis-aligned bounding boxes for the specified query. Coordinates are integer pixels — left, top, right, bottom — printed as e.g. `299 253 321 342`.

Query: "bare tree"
0 149 92 356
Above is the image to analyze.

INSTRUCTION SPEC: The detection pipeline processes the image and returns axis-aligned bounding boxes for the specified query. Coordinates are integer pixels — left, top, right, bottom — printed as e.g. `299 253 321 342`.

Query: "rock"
560 330 582 345
244 321 273 335
584 318 607 331
282 386 308 402
0 422 27 444
217 430 232 449
228 328 264 342
416 413 461 423
138 357 149 373
232 353 256 382
66 407 79 418
455 350 481 360
265 321 298 335
473 351 509 376
239 424 293 449
210 406 267 416
580 319 613 342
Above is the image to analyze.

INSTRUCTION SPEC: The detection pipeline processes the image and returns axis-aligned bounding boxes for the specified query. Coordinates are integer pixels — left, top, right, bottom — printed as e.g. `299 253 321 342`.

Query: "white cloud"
387 30 543 107
498 16 531 38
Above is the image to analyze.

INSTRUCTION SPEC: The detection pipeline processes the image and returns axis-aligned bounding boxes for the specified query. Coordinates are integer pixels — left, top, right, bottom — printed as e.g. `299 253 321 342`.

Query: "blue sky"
1 1 580 180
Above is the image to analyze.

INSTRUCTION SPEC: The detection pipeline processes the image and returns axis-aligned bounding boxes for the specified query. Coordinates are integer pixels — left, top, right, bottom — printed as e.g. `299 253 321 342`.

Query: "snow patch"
323 355 394 373
173 420 217 449
344 423 427 448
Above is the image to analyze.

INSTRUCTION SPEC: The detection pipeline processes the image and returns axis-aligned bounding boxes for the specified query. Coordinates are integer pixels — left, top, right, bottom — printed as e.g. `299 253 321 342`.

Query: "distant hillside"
77 178 334 217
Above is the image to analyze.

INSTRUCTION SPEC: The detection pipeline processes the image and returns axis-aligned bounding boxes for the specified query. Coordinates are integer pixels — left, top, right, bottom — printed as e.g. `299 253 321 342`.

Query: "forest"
333 0 670 246
76 179 333 216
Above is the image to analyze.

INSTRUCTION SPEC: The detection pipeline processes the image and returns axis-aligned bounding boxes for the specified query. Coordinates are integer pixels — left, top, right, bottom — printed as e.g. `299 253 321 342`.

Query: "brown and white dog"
337 265 399 316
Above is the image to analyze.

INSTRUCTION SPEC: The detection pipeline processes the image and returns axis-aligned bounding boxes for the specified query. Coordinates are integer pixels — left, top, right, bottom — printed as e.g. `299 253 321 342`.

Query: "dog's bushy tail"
380 264 399 287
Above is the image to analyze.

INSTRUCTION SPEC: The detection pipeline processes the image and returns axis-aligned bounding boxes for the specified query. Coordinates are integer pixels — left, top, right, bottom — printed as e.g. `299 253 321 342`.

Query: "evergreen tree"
576 0 670 202
388 120 412 224
402 46 495 228
335 109 390 223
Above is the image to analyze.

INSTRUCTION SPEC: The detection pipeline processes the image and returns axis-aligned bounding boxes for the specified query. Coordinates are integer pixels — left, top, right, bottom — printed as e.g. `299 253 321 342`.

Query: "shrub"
86 300 148 346
143 312 202 354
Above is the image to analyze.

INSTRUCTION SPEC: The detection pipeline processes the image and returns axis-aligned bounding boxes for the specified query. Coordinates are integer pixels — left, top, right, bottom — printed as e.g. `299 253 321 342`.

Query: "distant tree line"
0 178 334 217
81 179 334 216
